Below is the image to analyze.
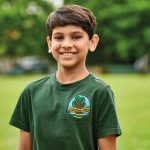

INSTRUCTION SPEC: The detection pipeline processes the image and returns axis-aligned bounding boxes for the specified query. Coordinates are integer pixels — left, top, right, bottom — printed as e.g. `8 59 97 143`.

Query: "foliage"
64 0 150 64
0 0 150 64
0 0 54 57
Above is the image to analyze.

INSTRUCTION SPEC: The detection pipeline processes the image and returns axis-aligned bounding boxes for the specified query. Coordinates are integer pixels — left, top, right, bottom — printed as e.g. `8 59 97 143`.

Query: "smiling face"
47 25 99 70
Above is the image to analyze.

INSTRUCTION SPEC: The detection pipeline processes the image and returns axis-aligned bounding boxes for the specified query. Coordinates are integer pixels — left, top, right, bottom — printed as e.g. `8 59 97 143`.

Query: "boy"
9 4 121 150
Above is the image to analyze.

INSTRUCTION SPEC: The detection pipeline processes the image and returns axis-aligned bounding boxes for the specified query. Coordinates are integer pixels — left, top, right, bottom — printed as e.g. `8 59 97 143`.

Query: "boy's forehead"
52 25 86 34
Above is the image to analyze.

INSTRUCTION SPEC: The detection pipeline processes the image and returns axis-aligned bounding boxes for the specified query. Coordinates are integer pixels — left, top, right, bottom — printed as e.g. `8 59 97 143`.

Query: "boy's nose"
61 38 73 49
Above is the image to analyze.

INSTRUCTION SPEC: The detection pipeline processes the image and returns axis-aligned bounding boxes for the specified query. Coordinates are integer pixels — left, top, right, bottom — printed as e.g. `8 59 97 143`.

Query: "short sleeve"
9 87 30 132
97 86 122 138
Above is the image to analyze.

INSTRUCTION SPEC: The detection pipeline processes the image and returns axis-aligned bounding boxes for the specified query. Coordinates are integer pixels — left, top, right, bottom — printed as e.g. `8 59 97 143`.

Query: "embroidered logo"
68 95 90 118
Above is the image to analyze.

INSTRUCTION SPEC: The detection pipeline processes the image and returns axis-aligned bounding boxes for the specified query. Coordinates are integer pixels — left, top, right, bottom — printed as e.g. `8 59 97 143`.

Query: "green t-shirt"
9 73 121 150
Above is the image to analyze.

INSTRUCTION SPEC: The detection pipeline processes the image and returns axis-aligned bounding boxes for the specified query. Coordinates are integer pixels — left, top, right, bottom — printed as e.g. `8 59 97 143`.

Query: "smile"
61 52 76 56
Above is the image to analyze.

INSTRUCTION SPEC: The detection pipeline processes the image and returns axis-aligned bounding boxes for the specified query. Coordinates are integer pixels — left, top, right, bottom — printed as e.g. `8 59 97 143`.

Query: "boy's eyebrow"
71 31 83 34
53 32 63 35
53 31 83 35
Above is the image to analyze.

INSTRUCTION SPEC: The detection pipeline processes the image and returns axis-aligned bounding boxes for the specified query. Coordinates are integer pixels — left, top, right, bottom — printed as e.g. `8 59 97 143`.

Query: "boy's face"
47 25 99 69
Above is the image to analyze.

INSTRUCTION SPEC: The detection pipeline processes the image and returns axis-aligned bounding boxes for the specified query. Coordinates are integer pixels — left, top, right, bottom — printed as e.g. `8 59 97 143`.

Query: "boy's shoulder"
25 74 53 90
89 73 114 97
90 73 109 89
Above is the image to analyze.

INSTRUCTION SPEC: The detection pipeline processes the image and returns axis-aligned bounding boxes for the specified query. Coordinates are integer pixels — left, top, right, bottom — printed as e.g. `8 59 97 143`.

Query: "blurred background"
0 0 150 149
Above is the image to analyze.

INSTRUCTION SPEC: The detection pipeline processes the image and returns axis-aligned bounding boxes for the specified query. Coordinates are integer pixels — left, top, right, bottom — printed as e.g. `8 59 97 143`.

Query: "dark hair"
46 4 97 39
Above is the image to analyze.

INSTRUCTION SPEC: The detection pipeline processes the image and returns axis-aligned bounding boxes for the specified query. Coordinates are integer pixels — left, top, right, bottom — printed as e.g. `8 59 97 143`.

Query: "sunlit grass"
99 74 150 150
0 74 150 150
0 74 44 150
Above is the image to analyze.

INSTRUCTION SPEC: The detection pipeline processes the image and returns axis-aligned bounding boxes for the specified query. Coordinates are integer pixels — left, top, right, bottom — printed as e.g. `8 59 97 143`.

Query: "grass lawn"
0 73 150 150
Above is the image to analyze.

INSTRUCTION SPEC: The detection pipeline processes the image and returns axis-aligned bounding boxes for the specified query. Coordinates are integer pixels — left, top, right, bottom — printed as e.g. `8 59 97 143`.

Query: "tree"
64 0 150 64
1 0 150 64
0 0 54 57
72 95 86 109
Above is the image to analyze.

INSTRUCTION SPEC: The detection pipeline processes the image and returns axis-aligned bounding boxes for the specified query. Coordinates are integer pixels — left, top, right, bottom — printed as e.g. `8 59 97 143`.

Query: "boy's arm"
98 135 116 150
18 130 31 150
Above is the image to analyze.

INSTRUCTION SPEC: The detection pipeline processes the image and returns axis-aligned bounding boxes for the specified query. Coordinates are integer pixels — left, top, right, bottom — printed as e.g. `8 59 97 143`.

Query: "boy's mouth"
60 52 76 56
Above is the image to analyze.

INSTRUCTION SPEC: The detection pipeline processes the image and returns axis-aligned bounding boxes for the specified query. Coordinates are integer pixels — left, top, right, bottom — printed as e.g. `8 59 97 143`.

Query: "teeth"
62 52 74 56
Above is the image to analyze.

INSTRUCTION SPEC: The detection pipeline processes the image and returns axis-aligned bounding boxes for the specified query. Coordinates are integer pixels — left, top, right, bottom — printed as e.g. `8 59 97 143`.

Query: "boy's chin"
58 62 79 69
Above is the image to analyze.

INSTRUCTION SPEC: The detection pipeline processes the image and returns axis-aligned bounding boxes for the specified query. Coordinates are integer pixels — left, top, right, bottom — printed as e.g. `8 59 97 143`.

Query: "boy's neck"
56 66 89 84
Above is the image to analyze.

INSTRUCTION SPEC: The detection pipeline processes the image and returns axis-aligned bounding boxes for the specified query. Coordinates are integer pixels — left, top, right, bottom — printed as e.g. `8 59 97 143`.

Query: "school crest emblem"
68 95 90 118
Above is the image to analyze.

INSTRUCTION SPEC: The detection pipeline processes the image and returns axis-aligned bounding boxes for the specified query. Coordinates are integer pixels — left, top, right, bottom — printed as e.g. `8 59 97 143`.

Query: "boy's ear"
47 36 52 53
89 34 99 52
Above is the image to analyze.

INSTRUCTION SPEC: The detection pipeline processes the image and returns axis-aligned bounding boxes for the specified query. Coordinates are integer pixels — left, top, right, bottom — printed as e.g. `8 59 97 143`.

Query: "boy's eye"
53 36 63 41
72 35 82 40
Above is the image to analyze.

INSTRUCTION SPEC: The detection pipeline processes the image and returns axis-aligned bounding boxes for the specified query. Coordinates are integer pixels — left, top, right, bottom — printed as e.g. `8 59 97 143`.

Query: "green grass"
100 74 150 150
0 74 150 150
